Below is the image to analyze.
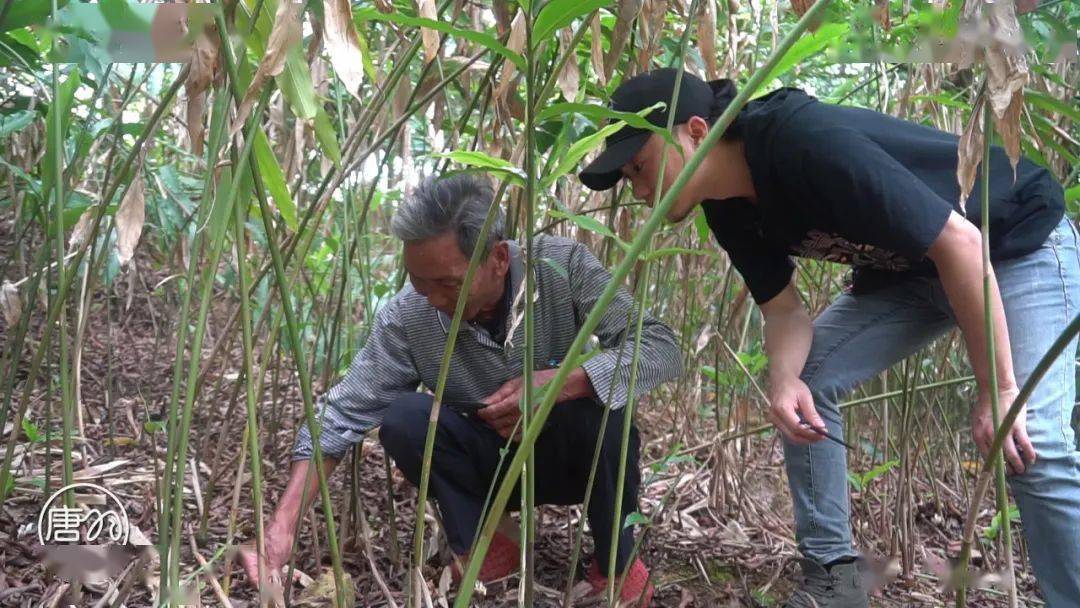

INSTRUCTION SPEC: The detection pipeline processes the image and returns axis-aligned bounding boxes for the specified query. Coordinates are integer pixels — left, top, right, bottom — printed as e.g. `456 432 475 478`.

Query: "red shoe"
450 532 520 584
585 558 655 607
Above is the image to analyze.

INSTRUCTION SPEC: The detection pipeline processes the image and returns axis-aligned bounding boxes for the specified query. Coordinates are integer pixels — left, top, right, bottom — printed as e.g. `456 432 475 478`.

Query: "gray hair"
391 174 505 258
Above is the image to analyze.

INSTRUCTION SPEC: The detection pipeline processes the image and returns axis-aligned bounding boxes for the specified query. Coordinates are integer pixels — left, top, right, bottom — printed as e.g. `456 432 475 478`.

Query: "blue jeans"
785 217 1080 606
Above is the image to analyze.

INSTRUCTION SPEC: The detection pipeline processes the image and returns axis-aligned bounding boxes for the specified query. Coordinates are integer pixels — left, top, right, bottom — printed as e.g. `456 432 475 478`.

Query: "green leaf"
1026 90 1080 124
859 459 899 487
622 511 649 529
542 121 626 189
21 419 42 443
847 471 864 493
42 67 81 203
539 257 568 279
983 505 1020 541
547 208 619 241
144 420 165 434
541 102 665 188
533 0 612 48
253 129 298 230
643 246 717 261
1065 184 1079 204
355 7 526 72
430 151 525 181
0 0 70 32
313 108 342 166
761 23 849 86
699 364 718 382
0 110 35 138
237 0 319 120
536 102 672 143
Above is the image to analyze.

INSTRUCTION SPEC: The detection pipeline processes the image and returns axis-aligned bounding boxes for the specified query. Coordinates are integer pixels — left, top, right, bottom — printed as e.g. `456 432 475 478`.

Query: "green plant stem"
453 1 836 603
232 175 266 601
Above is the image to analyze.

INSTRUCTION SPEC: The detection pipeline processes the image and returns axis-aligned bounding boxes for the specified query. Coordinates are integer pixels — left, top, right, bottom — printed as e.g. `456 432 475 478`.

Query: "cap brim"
578 131 651 191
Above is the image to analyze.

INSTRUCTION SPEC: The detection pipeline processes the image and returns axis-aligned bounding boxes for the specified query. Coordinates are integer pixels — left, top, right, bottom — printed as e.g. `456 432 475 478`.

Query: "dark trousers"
378 392 641 573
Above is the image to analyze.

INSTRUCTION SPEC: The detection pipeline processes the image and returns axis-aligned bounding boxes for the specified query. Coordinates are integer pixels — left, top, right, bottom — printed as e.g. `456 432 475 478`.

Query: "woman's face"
620 120 709 223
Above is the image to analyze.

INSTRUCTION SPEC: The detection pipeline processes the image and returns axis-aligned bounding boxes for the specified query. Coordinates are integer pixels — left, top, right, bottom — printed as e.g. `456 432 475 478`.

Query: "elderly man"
240 174 682 605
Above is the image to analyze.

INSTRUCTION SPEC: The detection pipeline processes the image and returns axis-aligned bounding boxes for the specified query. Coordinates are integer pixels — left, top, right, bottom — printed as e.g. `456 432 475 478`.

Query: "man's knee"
378 393 434 459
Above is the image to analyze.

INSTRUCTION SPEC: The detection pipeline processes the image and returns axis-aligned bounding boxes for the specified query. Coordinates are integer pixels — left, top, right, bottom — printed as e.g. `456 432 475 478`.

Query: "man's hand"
768 375 828 445
478 368 594 440
972 386 1036 475
237 523 294 592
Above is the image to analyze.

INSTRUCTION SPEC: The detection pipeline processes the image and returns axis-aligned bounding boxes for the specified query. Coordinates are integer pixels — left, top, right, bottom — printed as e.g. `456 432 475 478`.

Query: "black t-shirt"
703 88 1065 305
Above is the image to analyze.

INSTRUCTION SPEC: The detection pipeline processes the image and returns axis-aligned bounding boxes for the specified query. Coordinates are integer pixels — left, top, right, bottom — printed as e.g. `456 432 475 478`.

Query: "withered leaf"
590 13 606 86
698 0 720 79
185 24 220 156
1 280 20 328
984 0 1028 174
604 0 643 77
417 0 440 65
233 0 302 137
557 28 580 102
323 0 365 100
115 170 146 267
957 94 986 215
69 206 97 249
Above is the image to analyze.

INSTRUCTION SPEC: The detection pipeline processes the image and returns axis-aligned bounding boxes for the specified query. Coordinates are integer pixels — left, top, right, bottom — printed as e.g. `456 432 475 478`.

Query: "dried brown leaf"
957 94 985 214
993 91 1024 177
874 0 890 30
374 0 394 13
590 13 606 86
323 0 365 100
604 0 642 78
493 10 526 109
417 0 440 65
68 206 96 249
233 0 302 136
185 25 220 156
698 0 720 79
790 0 814 17
295 569 356 608
1015 0 1039 14
1 280 20 327
557 28 580 102
115 171 146 268
789 0 820 31
984 1 1028 173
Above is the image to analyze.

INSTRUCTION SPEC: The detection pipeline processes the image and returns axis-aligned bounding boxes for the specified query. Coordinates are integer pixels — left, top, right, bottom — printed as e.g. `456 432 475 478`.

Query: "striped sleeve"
292 297 420 461
567 242 684 409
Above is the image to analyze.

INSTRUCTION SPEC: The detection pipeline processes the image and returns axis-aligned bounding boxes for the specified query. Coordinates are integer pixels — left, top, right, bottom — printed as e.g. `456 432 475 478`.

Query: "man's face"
620 123 706 222
402 232 509 321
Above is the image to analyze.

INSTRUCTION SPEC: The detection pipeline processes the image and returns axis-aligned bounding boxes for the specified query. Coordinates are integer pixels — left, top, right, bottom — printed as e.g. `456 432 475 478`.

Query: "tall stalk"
47 0 73 507
979 93 1016 608
520 3 538 604
453 1 836 603
232 175 266 602
956 87 1017 606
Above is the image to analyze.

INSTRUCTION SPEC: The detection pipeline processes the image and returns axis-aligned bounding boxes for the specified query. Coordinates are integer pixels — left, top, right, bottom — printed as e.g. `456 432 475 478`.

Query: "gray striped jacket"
293 234 683 460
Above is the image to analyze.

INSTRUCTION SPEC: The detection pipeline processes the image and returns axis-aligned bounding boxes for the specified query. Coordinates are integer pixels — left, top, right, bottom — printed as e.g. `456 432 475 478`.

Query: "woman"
578 68 1079 608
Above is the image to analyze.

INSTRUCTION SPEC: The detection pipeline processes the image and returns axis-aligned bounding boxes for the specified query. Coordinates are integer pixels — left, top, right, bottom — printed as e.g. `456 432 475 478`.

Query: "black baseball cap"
578 68 736 191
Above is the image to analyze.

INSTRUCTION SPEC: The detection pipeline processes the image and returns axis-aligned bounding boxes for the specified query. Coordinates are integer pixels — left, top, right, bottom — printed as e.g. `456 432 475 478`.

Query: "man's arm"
926 211 1034 473
238 457 341 587
240 297 419 587
759 283 826 444
568 241 684 408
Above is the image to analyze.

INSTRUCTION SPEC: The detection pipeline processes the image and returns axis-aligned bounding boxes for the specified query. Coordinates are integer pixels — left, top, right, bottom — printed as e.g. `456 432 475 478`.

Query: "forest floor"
0 233 1043 607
